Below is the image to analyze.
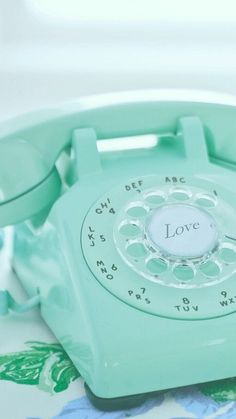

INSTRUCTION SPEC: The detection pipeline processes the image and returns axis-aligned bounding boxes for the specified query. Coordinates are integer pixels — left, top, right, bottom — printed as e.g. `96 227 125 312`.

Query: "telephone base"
84 382 162 411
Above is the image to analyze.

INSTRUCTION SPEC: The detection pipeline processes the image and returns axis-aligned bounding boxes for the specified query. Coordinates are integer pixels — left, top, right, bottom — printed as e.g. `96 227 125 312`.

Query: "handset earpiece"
0 138 61 227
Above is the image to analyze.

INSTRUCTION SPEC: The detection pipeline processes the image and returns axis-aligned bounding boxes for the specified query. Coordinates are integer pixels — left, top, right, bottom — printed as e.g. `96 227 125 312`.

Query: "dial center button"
146 204 218 259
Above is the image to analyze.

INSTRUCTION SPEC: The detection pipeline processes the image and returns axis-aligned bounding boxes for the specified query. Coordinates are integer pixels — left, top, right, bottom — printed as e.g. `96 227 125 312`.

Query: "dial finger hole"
173 264 194 281
145 193 165 206
126 242 148 258
195 194 216 208
119 222 141 238
219 245 236 264
146 257 168 274
169 189 191 201
199 260 220 277
127 204 147 218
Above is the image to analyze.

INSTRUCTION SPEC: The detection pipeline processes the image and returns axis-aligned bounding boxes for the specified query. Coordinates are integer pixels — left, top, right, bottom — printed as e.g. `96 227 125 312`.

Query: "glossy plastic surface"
9 91 236 400
0 90 236 225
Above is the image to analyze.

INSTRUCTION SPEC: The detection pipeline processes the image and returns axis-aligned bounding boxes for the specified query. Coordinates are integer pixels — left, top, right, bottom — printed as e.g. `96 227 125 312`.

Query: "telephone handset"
2 90 236 409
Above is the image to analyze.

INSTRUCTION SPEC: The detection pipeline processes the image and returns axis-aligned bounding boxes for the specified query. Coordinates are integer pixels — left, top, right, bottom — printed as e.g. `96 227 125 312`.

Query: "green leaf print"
0 341 80 393
199 377 236 402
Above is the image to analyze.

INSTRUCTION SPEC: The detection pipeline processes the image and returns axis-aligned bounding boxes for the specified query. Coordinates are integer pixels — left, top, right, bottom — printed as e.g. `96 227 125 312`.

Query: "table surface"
1 230 236 419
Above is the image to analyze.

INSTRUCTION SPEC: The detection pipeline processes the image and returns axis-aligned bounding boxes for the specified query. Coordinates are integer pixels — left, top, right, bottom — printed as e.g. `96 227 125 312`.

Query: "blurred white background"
0 0 236 121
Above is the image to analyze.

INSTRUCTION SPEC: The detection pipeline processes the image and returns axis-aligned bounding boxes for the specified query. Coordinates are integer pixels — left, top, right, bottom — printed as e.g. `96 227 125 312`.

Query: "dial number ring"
81 175 236 319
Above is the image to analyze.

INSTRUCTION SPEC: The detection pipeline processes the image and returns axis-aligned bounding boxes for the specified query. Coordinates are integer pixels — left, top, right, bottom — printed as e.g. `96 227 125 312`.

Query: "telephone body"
2 91 236 409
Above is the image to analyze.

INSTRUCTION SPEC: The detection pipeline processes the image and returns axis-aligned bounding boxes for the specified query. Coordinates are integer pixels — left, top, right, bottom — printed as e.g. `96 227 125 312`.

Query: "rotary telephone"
1 90 236 410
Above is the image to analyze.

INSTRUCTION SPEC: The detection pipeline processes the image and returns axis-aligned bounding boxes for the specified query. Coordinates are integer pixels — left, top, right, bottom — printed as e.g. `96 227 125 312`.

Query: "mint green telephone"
2 90 236 410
